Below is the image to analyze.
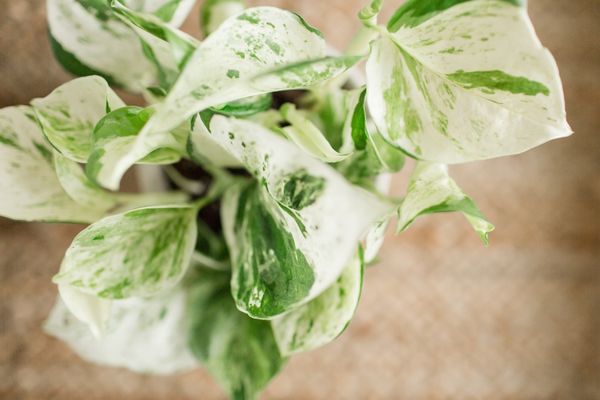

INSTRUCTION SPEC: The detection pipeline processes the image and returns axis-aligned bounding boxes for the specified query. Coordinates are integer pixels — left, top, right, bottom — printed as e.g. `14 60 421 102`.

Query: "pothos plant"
0 0 570 398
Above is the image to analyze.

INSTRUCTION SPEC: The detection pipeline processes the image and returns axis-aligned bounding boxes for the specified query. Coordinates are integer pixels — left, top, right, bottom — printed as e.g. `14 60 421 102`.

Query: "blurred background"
1 0 599 399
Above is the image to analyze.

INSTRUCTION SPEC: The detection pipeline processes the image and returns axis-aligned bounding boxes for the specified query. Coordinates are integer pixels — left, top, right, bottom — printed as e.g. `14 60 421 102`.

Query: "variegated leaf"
53 206 197 299
31 76 125 163
100 7 360 189
187 270 284 399
367 0 571 164
111 1 200 72
47 0 195 91
398 162 494 244
86 106 188 190
272 252 364 356
45 285 197 374
214 116 393 318
0 106 97 223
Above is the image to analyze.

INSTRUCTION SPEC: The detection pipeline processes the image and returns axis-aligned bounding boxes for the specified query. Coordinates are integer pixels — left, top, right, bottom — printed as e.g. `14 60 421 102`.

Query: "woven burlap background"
1 1 599 399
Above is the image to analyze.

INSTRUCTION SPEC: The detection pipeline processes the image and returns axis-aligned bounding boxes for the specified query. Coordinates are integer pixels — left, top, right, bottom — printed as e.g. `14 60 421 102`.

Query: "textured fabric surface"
1 1 599 399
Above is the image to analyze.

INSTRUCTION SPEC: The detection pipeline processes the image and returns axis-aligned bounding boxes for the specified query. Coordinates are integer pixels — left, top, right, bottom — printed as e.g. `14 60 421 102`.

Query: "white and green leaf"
214 116 393 318
398 162 494 244
101 7 359 189
111 1 200 72
367 0 571 164
45 284 197 374
272 252 364 356
30 76 125 163
47 0 194 91
187 270 285 399
0 106 97 223
53 206 198 299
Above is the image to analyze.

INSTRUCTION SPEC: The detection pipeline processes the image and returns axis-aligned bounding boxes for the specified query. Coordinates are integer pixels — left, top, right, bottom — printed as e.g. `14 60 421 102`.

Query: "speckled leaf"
213 116 393 319
398 163 494 244
367 1 571 164
272 253 364 356
143 7 351 135
0 106 97 223
187 270 285 399
47 0 195 92
86 106 188 190
53 206 198 299
111 1 200 72
45 285 198 374
30 76 125 163
107 8 358 188
200 0 246 36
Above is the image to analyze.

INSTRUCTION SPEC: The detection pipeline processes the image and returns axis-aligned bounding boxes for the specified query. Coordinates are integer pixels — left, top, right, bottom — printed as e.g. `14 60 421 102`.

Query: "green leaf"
213 116 393 318
48 0 194 91
200 0 246 36
350 89 368 151
398 163 494 244
272 252 364 356
210 93 273 117
86 106 188 190
335 90 405 188
367 1 571 164
0 106 97 223
279 103 351 163
187 270 285 400
45 284 198 374
53 206 198 299
30 76 125 162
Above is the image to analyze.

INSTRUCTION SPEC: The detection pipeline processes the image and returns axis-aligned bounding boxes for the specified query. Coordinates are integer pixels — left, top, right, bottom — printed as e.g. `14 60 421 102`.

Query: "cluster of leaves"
0 0 570 398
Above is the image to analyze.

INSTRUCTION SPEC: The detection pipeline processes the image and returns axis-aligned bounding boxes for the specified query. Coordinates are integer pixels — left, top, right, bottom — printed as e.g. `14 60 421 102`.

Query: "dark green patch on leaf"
387 0 525 31
279 169 326 210
447 69 550 96
228 183 315 318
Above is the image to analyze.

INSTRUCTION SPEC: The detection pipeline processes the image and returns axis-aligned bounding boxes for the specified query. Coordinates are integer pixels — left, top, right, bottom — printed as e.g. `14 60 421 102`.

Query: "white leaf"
31 76 125 162
398 162 494 244
45 285 198 374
